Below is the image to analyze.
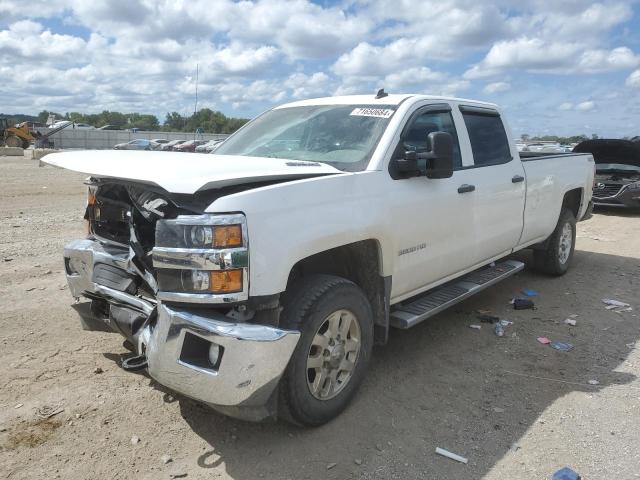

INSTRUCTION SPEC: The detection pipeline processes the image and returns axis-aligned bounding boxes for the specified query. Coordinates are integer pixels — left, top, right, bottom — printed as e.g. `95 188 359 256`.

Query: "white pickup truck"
45 93 595 426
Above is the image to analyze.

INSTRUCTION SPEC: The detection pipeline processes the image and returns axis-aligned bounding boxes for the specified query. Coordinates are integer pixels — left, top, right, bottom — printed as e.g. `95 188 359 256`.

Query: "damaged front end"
64 179 299 421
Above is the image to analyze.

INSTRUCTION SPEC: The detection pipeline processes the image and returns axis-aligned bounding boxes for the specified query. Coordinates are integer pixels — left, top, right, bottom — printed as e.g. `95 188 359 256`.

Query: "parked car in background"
73 123 95 130
574 139 640 208
99 125 122 130
113 139 157 150
150 139 170 150
173 139 207 152
160 140 186 151
195 139 223 153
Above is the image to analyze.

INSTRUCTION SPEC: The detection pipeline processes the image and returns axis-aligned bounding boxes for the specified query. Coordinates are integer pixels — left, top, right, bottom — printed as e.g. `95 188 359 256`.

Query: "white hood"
43 150 343 193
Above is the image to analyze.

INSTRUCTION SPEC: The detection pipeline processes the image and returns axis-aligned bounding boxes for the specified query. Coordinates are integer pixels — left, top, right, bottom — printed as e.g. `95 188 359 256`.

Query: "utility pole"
193 63 199 140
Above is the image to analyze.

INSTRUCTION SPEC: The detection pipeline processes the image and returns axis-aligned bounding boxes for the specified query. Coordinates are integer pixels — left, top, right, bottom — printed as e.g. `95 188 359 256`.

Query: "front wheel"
533 208 576 275
278 275 373 426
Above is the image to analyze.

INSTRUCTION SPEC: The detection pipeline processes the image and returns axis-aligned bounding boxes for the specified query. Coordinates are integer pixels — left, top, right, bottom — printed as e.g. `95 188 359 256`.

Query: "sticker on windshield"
350 108 394 119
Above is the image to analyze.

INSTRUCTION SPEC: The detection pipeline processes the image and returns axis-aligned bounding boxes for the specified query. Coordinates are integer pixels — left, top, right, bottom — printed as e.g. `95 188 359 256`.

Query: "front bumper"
144 304 299 415
63 238 299 420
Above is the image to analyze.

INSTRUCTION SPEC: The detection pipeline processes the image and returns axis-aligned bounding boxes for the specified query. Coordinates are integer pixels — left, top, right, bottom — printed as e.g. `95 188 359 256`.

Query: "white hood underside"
43 150 343 193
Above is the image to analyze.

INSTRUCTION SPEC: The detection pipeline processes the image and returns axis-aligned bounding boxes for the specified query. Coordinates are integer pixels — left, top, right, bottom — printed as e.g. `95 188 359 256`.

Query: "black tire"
278 274 373 426
533 208 576 276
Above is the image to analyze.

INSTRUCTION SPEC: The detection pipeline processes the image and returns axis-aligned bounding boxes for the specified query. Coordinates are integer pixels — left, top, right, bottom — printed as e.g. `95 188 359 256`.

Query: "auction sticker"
350 108 394 119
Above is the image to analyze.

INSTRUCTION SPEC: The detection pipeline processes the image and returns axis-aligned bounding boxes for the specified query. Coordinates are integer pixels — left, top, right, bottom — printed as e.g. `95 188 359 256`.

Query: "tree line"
1 109 249 133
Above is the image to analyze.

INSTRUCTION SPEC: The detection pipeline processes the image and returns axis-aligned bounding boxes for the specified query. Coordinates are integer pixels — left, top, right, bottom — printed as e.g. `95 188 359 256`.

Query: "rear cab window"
460 106 511 167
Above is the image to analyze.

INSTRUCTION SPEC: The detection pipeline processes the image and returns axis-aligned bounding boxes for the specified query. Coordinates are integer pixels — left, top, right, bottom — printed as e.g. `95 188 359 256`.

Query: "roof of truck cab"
275 94 498 109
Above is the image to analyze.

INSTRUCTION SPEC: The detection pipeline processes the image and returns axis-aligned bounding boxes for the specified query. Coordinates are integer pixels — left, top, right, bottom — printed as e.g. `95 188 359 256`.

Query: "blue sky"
1 0 640 137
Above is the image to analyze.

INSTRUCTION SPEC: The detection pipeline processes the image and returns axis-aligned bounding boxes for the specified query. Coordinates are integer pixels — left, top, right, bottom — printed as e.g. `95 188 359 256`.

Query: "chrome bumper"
144 304 299 409
63 238 300 417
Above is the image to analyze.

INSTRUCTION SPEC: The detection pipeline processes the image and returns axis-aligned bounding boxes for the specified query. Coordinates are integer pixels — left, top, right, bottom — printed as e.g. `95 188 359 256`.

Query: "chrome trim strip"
93 284 155 316
152 247 248 270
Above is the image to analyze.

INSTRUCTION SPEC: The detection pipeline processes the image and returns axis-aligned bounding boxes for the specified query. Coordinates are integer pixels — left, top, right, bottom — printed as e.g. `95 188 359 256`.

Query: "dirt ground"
1 153 639 480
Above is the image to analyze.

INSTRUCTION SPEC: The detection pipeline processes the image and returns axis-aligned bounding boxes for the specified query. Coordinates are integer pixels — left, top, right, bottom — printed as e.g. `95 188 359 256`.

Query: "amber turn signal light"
213 225 242 248
210 269 243 293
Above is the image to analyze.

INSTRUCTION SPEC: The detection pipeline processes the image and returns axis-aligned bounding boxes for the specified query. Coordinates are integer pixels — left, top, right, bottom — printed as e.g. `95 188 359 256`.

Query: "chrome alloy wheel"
558 222 573 264
306 309 361 400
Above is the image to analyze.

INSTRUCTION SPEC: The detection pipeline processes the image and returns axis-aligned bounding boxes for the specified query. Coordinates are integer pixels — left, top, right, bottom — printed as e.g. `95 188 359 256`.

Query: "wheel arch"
562 187 583 220
285 239 391 345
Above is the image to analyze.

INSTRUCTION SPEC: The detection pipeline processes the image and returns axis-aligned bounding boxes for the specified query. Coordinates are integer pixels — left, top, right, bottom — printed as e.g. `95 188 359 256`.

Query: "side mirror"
424 131 454 179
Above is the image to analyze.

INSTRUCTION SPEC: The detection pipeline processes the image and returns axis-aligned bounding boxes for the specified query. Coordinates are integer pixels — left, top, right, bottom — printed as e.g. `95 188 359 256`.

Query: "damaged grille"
592 183 623 198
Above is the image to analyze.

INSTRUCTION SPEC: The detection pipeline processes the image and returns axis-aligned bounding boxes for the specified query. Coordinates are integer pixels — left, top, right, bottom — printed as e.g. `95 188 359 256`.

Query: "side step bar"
390 260 525 329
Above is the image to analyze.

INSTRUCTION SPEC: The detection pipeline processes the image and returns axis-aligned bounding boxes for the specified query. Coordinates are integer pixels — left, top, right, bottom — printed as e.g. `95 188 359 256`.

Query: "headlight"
153 214 248 301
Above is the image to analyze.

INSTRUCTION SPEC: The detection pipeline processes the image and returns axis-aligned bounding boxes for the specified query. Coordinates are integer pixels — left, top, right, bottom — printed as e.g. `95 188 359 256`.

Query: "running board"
390 260 525 329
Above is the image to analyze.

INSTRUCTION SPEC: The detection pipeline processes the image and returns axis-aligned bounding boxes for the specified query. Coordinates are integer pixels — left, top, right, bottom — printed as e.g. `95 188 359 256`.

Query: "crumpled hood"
43 150 343 193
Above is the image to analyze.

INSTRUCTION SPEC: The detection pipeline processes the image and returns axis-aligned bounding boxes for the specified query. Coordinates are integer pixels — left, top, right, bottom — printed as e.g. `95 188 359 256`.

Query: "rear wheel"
533 208 576 275
278 275 373 426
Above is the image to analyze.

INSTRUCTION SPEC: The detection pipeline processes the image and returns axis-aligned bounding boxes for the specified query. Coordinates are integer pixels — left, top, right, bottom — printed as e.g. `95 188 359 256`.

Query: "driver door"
387 104 476 301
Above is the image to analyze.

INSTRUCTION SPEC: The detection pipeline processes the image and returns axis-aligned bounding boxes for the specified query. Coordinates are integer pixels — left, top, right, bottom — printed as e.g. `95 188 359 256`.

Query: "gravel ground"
1 153 639 480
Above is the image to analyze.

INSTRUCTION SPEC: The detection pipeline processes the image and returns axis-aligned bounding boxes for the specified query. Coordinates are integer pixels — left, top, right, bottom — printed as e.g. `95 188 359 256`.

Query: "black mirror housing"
424 131 454 179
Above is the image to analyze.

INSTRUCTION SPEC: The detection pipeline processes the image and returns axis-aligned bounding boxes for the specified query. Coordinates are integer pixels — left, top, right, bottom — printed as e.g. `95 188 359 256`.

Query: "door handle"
512 175 525 183
457 184 476 194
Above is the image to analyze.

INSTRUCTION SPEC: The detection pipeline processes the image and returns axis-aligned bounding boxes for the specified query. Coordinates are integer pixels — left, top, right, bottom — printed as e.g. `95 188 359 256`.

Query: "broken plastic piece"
537 337 551 344
435 447 468 464
602 298 629 308
551 341 574 352
552 467 581 480
495 323 505 337
587 379 599 385
469 324 482 330
564 318 577 326
522 289 539 297
499 319 513 327
513 298 535 310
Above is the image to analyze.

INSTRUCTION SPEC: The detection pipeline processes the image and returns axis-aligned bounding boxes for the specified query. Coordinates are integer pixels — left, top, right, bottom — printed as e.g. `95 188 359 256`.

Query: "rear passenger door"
458 106 525 264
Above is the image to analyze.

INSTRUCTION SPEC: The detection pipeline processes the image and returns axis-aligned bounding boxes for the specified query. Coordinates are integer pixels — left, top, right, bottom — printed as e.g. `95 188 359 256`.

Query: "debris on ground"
3 257 13 262
493 407 505 413
564 318 577 326
513 298 535 310
602 298 629 308
326 462 337 470
35 404 64 419
14 403 24 409
169 474 187 479
161 454 173 464
469 324 482 330
354 459 363 465
476 309 492 315
522 289 539 297
552 466 581 480
131 435 140 445
537 337 551 345
551 341 574 352
587 379 600 385
494 323 505 337
93 367 103 374
435 447 468 464
478 314 500 323
499 319 513 327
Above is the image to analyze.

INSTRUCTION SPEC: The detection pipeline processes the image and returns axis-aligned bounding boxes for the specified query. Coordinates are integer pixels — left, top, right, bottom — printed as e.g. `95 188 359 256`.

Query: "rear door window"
461 110 511 166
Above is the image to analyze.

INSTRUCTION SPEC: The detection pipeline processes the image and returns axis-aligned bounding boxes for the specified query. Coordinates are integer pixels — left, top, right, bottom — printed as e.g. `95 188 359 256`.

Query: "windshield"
214 105 397 172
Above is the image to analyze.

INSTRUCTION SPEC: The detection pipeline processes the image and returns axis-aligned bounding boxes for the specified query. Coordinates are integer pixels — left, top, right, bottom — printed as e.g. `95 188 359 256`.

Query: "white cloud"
284 72 331 99
576 101 596 112
625 69 640 88
558 102 574 111
483 81 511 94
465 38 640 78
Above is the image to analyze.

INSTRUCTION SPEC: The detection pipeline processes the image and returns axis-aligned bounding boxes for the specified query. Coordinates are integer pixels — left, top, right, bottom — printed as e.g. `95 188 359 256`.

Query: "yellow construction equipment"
1 119 37 148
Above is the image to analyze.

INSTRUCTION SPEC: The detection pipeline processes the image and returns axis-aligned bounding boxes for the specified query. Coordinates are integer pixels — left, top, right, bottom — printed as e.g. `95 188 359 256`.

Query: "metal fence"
34 128 228 150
